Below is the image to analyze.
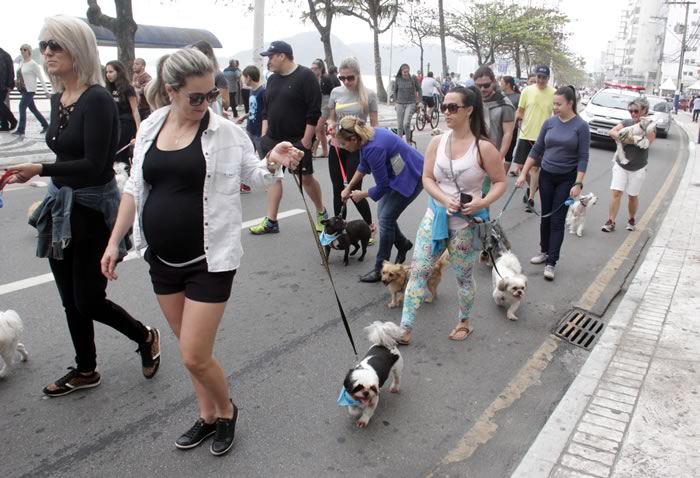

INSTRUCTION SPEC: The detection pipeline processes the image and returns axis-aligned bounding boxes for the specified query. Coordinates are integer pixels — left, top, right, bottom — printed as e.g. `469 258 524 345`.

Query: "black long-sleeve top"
42 85 119 188
262 65 321 141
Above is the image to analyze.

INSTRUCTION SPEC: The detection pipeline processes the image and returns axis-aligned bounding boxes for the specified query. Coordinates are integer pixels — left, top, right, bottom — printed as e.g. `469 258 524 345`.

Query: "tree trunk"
320 30 334 68
419 44 424 77
87 0 137 77
514 48 521 78
438 0 448 78
373 27 387 102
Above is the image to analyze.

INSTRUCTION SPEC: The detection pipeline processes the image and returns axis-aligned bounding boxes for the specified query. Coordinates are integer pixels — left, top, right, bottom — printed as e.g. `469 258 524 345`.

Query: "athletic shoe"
176 418 217 450
626 218 636 231
240 184 251 194
43 367 101 397
210 402 238 456
525 199 535 213
136 327 161 379
249 217 279 235
544 265 555 281
315 209 328 233
530 252 548 265
601 220 616 233
11 130 24 136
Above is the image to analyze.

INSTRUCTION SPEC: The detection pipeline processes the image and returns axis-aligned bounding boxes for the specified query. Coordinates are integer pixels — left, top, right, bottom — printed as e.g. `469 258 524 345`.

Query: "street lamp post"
253 0 265 71
668 1 695 109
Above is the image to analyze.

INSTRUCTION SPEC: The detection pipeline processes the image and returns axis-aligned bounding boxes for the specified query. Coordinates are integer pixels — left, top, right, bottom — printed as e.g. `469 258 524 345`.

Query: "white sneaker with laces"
544 265 555 281
530 252 548 265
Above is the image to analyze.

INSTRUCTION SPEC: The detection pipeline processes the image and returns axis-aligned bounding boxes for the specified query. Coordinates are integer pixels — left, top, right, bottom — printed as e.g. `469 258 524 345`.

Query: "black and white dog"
341 321 404 428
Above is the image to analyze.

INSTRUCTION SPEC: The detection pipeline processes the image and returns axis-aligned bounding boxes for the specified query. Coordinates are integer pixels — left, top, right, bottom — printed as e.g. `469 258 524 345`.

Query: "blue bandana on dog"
319 231 339 246
337 386 361 407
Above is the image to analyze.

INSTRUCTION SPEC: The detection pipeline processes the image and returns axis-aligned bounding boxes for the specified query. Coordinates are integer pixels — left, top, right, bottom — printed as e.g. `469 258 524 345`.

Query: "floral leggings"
400 214 479 331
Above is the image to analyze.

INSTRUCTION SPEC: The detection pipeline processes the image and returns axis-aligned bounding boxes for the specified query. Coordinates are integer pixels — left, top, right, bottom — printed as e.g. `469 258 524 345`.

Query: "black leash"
529 197 574 218
291 168 358 357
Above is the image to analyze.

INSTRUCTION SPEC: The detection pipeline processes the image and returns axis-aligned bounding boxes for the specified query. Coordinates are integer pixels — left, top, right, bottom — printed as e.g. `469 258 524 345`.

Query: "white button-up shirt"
124 105 283 272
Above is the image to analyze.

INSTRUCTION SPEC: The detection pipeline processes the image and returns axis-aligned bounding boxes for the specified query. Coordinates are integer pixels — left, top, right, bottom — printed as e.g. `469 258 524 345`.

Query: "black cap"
260 41 293 57
535 65 550 77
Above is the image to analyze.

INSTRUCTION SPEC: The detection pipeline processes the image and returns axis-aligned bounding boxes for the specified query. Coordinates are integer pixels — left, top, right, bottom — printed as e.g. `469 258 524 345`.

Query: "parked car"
646 96 672 138
580 88 642 142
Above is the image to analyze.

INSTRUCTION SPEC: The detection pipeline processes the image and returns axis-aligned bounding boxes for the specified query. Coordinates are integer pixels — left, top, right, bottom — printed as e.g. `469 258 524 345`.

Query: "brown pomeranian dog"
381 250 449 308
27 200 42 220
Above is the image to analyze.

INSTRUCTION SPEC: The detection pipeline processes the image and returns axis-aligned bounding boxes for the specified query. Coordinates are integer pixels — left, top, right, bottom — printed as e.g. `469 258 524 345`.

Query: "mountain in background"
229 31 467 77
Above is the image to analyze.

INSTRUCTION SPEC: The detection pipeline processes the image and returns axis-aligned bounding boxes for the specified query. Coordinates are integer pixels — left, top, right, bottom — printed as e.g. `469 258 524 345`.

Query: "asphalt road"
0 122 687 478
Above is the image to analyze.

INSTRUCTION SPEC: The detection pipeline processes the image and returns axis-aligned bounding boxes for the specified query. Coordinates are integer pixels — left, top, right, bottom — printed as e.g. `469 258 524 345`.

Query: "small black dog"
321 216 371 266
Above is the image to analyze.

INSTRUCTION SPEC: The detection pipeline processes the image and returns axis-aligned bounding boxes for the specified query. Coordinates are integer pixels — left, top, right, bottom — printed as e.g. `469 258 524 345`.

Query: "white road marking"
0 208 306 297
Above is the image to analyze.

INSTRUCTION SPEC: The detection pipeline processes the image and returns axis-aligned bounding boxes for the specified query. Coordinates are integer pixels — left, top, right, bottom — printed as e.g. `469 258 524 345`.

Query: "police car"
580 83 645 142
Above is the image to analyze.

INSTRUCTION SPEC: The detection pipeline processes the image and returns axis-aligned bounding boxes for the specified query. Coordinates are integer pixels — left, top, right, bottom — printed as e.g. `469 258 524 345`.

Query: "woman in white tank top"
399 86 506 344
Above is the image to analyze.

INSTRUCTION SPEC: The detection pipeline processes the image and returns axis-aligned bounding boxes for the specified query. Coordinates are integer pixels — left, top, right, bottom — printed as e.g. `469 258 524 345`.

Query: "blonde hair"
339 57 370 117
20 44 33 54
40 16 104 92
145 48 215 110
336 116 374 145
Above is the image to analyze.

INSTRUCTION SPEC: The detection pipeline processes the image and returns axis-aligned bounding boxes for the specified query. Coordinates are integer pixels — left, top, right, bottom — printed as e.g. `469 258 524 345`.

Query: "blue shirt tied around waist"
428 197 489 255
29 179 131 260
357 128 424 201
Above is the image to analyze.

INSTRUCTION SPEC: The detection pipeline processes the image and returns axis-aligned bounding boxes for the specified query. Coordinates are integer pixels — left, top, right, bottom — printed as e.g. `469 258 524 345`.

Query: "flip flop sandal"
398 330 412 345
448 324 473 341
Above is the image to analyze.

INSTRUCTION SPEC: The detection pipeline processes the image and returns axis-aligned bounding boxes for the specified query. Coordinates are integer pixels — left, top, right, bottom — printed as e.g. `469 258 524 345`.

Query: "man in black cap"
0 47 18 131
249 40 327 235
512 64 554 212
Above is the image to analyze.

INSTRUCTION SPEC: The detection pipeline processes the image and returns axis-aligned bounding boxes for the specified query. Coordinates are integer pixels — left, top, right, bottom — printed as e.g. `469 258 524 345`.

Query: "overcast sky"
1 0 623 70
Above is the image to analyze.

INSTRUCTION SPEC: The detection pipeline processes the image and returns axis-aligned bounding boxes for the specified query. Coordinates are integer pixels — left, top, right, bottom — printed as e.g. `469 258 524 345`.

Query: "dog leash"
291 167 358 357
529 197 575 218
332 140 348 186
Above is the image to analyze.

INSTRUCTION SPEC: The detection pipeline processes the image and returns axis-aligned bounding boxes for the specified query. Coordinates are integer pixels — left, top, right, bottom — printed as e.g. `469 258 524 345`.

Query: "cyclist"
420 71 443 119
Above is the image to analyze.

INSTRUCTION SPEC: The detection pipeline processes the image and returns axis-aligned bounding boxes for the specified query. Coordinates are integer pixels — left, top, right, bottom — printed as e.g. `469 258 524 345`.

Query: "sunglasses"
475 82 492 89
628 108 640 114
338 75 356 82
39 40 63 53
178 88 220 107
440 103 467 114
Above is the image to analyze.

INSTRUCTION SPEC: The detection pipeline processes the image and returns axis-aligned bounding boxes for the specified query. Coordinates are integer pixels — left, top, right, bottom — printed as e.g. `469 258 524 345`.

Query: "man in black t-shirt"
249 41 328 235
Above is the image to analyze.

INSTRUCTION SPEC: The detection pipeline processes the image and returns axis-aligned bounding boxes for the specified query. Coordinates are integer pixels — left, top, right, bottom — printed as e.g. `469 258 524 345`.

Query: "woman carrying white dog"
101 48 302 456
399 86 506 344
516 86 590 281
601 97 655 233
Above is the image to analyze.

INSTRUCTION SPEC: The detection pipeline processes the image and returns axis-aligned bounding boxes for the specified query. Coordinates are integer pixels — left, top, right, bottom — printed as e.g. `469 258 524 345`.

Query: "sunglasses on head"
178 88 220 107
39 40 63 53
440 103 467 114
338 75 356 82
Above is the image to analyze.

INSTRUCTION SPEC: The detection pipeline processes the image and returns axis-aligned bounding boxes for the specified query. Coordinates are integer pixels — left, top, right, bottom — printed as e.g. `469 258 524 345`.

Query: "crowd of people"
0 14 656 459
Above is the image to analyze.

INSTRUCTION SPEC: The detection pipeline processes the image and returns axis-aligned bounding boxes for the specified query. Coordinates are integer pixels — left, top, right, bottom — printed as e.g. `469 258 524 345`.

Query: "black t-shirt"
141 112 209 263
110 85 136 120
321 74 340 96
262 65 321 141
42 85 119 188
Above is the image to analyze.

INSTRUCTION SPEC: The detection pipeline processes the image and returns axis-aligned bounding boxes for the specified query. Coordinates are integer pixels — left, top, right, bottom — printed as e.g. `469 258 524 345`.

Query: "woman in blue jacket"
337 116 424 282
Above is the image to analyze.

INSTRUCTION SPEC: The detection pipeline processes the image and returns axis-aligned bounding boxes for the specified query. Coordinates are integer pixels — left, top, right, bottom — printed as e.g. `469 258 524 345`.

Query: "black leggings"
328 145 372 223
48 203 148 372
538 168 577 266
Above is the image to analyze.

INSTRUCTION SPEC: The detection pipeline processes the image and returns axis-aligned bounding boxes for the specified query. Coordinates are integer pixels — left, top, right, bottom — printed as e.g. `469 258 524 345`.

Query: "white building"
660 3 700 93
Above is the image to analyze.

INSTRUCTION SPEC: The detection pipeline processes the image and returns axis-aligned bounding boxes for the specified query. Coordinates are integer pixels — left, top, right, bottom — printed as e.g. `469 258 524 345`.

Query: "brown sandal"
398 329 412 345
448 324 473 341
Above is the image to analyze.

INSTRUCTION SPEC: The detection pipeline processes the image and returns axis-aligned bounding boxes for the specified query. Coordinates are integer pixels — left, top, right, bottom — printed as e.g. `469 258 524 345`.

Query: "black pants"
693 110 700 122
116 118 136 167
328 145 372 223
538 168 577 266
48 203 148 372
229 92 238 117
0 89 16 129
241 89 250 114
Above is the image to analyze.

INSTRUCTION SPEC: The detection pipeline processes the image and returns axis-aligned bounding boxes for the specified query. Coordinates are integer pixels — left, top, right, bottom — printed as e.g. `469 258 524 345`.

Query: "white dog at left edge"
0 310 28 378
492 252 528 321
342 321 404 428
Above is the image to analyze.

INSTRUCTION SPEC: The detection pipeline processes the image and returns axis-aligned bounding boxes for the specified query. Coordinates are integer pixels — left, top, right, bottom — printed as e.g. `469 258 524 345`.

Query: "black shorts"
513 138 535 165
505 127 518 163
422 96 436 108
144 248 236 303
260 136 314 175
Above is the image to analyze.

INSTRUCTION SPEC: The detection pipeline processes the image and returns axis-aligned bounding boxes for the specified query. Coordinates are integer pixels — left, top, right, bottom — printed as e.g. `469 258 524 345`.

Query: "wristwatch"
266 152 282 172
573 182 583 189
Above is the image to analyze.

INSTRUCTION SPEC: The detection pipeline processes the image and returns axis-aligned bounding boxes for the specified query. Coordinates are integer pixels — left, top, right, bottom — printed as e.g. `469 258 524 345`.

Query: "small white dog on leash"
566 192 598 237
613 118 655 166
114 163 129 194
0 310 28 378
491 251 528 321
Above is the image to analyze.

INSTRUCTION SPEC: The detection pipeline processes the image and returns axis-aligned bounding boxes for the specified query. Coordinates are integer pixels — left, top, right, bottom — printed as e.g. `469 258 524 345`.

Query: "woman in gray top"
327 57 379 231
392 63 420 145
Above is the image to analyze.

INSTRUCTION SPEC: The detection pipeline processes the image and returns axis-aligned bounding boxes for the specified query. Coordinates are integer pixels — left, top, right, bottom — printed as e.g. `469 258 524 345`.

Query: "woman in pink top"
399 86 506 344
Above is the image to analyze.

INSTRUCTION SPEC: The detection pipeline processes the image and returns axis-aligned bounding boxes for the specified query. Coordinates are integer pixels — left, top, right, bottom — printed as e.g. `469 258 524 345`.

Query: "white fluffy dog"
491 252 528 321
566 192 598 237
0 310 28 378
614 118 656 166
114 163 129 194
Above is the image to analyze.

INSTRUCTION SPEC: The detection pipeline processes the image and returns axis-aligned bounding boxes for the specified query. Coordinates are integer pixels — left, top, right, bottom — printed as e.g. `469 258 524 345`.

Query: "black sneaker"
525 199 535 213
210 403 238 456
395 240 413 264
175 418 217 450
359 269 382 283
43 367 101 397
136 327 161 379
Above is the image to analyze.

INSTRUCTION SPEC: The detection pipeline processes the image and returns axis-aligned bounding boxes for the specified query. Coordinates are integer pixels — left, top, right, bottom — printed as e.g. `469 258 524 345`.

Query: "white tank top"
427 131 486 230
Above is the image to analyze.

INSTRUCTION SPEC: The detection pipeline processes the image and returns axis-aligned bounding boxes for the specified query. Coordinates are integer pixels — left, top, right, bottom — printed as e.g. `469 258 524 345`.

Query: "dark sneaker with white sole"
210 402 238 456
136 327 161 379
175 418 217 450
43 367 101 397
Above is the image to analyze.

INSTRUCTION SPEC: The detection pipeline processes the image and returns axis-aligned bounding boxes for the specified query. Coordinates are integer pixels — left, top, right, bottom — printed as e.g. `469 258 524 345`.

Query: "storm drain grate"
554 310 605 350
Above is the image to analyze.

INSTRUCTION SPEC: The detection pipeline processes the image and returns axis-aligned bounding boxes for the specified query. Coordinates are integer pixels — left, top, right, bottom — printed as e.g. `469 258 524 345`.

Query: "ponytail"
555 85 578 115
336 116 375 145
145 49 215 111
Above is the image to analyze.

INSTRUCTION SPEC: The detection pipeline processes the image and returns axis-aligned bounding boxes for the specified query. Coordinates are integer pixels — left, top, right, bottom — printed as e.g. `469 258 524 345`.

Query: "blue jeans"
538 168 576 266
17 92 48 134
374 183 423 270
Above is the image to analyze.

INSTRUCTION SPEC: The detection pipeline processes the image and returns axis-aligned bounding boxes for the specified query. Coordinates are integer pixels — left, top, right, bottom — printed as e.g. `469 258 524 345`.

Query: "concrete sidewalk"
512 113 700 478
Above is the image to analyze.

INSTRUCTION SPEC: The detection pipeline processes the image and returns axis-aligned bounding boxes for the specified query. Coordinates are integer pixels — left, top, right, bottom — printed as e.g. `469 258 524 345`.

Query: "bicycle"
415 94 440 131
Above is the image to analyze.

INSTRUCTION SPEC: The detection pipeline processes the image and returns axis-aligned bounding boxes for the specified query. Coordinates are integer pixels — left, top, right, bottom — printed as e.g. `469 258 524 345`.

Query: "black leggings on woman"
48 203 148 373
328 145 372 223
538 168 577 266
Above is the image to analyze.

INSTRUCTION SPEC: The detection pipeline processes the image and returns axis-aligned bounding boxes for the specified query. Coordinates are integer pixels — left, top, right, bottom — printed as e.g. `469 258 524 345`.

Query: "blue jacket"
358 128 424 201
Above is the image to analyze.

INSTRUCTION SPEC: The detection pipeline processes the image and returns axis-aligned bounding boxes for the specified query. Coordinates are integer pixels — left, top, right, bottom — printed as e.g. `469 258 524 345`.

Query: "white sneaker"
530 252 548 265
544 265 555 281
